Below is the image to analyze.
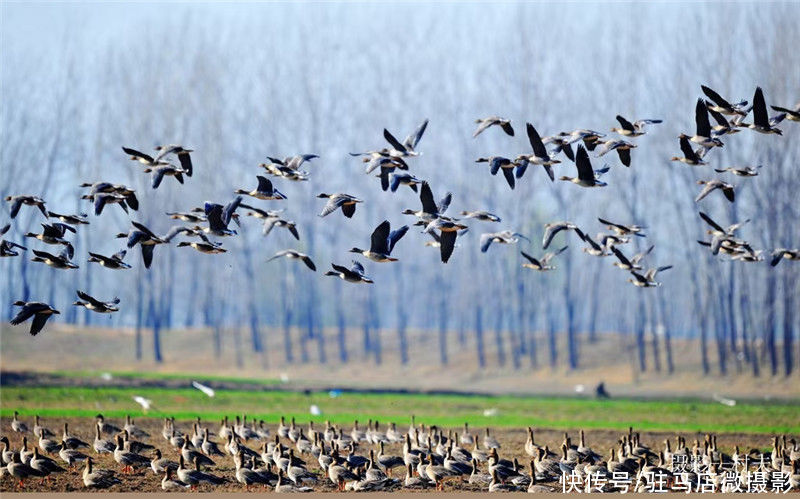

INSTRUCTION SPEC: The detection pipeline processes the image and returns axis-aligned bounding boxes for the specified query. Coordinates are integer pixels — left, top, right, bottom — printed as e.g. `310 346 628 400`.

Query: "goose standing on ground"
515 123 561 181
5 195 47 218
714 165 762 177
11 411 30 434
317 193 363 218
29 447 66 479
325 261 373 284
610 115 662 137
402 181 452 222
670 136 708 165
695 179 735 203
162 467 189 491
82 457 121 489
737 86 784 135
73 291 120 314
87 250 131 269
10 301 60 336
560 145 608 187
7 452 44 487
476 156 519 189
521 246 567 271
701 84 748 116
235 176 287 200
681 98 724 149
480 230 529 253
153 144 194 176
350 220 409 262
58 441 88 467
268 250 317 271
33 416 55 439
473 116 515 137
421 218 468 263
94 424 116 454
62 423 90 449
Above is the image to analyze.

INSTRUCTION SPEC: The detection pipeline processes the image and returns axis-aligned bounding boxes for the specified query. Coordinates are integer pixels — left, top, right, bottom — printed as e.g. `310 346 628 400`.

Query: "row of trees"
1 2 798 377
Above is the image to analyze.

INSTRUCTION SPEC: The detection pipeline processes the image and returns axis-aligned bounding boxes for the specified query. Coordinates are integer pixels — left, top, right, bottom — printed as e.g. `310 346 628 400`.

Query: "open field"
2 323 799 401
1 414 797 493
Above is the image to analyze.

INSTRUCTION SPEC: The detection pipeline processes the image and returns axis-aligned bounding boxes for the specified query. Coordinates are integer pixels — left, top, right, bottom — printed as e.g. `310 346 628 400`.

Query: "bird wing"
617 148 631 167
679 136 697 160
520 250 540 266
611 246 632 267
140 245 155 269
574 145 595 182
151 168 166 189
438 192 452 215
440 231 457 263
615 115 635 132
701 85 733 108
707 108 729 128
500 121 515 137
341 202 356 218
695 183 716 202
388 225 409 253
256 176 273 193
29 313 52 336
419 182 438 214
698 212 725 233
122 147 155 163
472 119 493 137
112 249 127 261
163 226 192 242
11 304 38 325
350 260 365 274
383 129 407 153
177 152 193 177
301 255 316 271
695 98 711 137
526 123 549 159
479 233 494 253
9 197 24 218
752 87 769 128
501 165 515 189
404 119 428 150
370 221 392 255
223 196 243 226
131 221 158 238
77 291 104 308
319 198 343 217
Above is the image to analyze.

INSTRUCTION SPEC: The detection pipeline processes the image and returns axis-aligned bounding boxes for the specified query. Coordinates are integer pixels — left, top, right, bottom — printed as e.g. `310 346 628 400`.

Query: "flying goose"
594 139 636 167
153 144 194 176
737 86 784 135
122 146 173 167
73 291 120 314
266 154 319 171
25 222 75 247
402 181 451 222
324 261 373 284
701 85 748 116
87 250 131 269
471 115 515 137
235 176 286 200
611 245 653 271
47 211 89 225
118 221 195 268
514 123 561 181
5 195 47 218
708 108 741 136
268 250 317 271
351 220 409 262
389 171 422 193
242 204 298 239
177 234 226 254
670 136 707 165
770 101 800 122
695 179 735 203
0 224 27 257
385 119 428 157
31 248 78 269
575 228 611 256
559 145 608 187
680 99 724 149
542 221 578 250
628 266 672 288
144 163 189 189
196 196 243 236
610 115 662 137
317 193 363 218
520 246 567 271
698 212 749 238
730 249 764 263
459 210 501 222
260 161 311 181
598 218 646 237
79 182 139 211
167 211 206 223
770 249 800 267
713 165 762 177
541 133 577 161
480 230 529 253
82 192 130 215
476 156 518 189
421 218 468 263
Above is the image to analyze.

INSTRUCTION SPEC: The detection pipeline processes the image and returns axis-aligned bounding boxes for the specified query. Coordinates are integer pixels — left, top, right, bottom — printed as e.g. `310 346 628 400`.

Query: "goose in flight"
31 248 78 269
350 220 409 262
260 161 310 182
0 224 27 257
79 182 139 211
265 154 318 171
87 250 131 269
177 234 226 254
47 211 89 225
698 212 749 238
324 260 373 284
514 123 561 182
118 222 195 268
542 133 577 161
670 136 707 166
235 176 286 200
542 222 578 250
611 245 653 271
476 156 518 189
628 266 672 288
473 116 514 137
680 99 724 149
598 218 646 237
144 164 189 189
610 115 662 137
770 101 800 122
594 139 636 167
25 223 76 251
11 301 60 336
381 120 428 158
196 196 243 236
82 192 130 216
480 230 529 253
389 172 422 193
736 87 784 135
559 145 608 187
575 228 611 257
73 291 120 314
5 195 47 219
402 181 451 222
695 180 735 203
520 246 567 271
701 85 748 116
122 146 173 167
153 144 194 176
713 165 762 177
422 218 468 263
317 193 363 218
241 204 298 239
770 249 800 267
459 210 501 222
708 108 741 136
167 211 207 223
267 250 316 271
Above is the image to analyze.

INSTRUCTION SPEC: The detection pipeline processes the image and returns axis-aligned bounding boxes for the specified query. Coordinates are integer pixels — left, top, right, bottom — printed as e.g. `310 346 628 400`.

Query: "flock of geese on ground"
2 412 799 492
2 85 799 336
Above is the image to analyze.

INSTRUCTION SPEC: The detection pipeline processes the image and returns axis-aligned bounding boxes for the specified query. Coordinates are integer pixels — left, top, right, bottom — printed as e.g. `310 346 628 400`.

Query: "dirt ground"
0 416 792 493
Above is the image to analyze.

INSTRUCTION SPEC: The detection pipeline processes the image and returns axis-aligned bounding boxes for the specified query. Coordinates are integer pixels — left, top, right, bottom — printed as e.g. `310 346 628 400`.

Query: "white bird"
192 381 215 398
309 405 322 416
133 396 152 411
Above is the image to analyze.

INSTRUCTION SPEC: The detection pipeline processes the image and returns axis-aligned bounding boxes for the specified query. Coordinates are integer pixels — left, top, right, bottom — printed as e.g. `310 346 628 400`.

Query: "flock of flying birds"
2 84 799 337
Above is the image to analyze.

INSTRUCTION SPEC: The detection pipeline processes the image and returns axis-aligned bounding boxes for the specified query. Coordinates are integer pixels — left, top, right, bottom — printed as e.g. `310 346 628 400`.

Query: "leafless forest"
1 2 799 381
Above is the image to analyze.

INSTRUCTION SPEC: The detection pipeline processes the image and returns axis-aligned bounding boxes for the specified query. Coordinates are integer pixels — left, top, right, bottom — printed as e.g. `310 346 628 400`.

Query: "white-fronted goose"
162 467 189 490
5 195 47 218
670 135 707 165
79 182 139 212
521 246 567 271
680 99 724 149
82 456 121 489
25 222 75 247
177 233 226 254
714 165 762 177
611 115 662 137
118 221 194 268
560 144 608 186
11 411 29 434
317 193 363 218
515 123 561 182
738 87 783 135
476 156 518 189
325 260 373 283
11 301 60 336
628 266 672 288
235 176 286 200
402 181 452 222
770 248 800 267
575 228 611 257
708 108 741 136
422 218 468 263
351 220 409 262
58 441 88 466
195 196 242 237
143 163 189 189
611 245 653 271
460 210 500 222
29 447 65 479
268 250 316 271
701 85 748 116
770 101 800 122
388 171 422 192
695 179 735 203
473 116 514 137
594 139 636 167
153 144 194 176
73 290 120 314
480 230 529 253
